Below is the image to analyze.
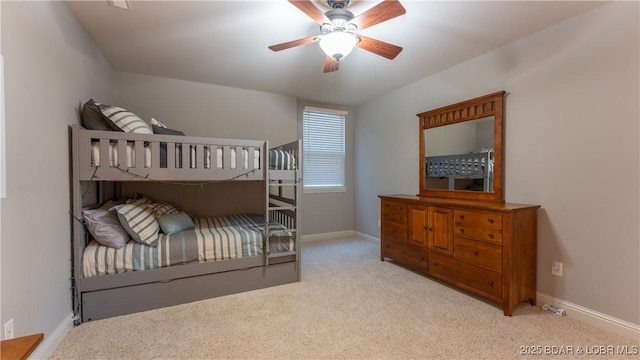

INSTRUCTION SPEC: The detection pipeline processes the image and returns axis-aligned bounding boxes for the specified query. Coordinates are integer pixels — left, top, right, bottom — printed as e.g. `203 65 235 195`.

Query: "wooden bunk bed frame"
70 125 301 323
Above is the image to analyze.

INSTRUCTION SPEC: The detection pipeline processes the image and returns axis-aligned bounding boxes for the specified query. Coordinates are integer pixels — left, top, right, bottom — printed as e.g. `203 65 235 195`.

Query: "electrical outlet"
552 259 563 277
4 318 14 339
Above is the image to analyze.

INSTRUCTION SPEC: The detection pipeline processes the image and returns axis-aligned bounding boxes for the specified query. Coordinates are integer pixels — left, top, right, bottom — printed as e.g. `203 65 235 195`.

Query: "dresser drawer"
429 253 502 300
454 236 502 272
454 210 502 229
454 224 502 244
381 221 407 243
382 241 429 273
382 201 408 223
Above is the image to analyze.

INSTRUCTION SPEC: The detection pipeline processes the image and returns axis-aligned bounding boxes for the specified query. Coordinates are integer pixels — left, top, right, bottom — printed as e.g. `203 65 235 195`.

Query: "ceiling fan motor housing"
327 0 350 9
322 9 356 33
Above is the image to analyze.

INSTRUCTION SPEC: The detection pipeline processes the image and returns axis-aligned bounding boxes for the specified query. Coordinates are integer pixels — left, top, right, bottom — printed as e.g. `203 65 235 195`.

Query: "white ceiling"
66 0 606 106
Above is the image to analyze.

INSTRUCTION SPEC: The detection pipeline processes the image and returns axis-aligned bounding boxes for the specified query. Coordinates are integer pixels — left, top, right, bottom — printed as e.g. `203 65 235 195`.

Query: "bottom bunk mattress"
83 214 293 278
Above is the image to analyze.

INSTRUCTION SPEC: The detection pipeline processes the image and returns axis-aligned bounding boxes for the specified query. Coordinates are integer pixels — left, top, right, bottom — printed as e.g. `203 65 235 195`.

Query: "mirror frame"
418 91 506 203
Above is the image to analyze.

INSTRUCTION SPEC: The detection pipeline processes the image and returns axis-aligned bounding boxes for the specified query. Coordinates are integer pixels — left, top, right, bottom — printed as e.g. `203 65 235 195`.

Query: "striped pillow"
146 201 180 217
269 149 296 170
115 204 160 246
97 103 153 134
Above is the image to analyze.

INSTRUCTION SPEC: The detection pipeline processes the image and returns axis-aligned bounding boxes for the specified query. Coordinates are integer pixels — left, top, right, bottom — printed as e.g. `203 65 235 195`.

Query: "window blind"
303 107 345 190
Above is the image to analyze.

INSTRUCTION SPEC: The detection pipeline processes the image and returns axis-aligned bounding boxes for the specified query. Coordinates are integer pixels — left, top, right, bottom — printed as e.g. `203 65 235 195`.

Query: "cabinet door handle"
428 227 433 232
473 250 479 256
488 217 494 224
459 227 464 233
419 256 424 262
459 214 465 219
488 232 494 239
488 280 494 286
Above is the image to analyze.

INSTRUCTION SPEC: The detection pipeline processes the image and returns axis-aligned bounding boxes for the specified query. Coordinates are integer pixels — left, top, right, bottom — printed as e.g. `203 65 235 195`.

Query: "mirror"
418 91 505 202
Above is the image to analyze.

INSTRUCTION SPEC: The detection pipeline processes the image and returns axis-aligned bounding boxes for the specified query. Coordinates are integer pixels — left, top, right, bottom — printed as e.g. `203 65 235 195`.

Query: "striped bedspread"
83 214 292 278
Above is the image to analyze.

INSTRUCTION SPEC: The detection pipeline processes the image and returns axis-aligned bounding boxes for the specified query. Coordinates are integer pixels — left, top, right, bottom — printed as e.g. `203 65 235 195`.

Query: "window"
302 106 346 192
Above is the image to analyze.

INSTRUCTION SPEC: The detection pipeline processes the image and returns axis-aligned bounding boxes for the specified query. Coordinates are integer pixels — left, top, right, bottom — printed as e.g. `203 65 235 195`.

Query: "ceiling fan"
269 0 406 73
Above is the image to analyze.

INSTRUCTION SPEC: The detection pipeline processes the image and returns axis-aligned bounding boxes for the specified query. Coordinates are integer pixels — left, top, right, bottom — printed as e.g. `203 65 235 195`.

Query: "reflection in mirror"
424 116 494 192
418 91 505 202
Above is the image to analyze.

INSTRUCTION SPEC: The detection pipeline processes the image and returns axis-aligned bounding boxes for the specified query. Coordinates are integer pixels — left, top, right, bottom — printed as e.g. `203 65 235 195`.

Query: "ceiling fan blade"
323 56 340 73
356 35 403 59
269 36 319 52
288 0 332 25
349 0 406 31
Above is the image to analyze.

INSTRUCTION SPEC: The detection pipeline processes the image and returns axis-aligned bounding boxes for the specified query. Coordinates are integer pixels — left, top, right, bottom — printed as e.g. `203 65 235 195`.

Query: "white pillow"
83 208 129 248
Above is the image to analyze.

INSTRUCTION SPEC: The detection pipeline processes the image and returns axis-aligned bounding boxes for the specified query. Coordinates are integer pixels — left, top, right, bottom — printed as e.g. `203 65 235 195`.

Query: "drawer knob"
419 256 424 262
428 227 433 232
399 217 404 222
488 218 494 224
488 232 494 239
433 261 439 266
391 228 397 234
473 250 479 256
488 280 494 286
459 227 464 233
385 244 390 249
459 214 465 219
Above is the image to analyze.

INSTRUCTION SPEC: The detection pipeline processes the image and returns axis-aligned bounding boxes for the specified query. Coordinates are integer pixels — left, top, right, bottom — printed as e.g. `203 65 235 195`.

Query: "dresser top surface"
379 194 540 212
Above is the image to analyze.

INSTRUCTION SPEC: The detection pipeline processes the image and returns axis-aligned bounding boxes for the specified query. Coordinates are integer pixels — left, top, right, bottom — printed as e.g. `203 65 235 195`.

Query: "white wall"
355 1 639 324
113 71 297 146
0 0 112 343
113 72 356 236
297 100 355 236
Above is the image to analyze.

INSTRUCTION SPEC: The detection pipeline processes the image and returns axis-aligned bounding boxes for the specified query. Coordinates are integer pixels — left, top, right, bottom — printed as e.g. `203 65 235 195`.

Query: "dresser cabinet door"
427 207 453 255
409 205 429 247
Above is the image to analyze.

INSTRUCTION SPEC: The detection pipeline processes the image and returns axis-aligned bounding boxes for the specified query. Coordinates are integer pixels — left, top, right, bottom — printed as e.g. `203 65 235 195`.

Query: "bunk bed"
70 124 301 323
425 149 494 191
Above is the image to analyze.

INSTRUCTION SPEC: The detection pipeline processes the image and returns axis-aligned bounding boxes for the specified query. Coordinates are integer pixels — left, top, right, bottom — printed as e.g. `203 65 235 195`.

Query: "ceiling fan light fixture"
319 31 358 61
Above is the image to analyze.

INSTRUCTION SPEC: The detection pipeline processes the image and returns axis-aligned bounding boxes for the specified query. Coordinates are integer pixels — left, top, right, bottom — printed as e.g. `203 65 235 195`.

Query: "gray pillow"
83 207 129 248
81 99 122 131
158 212 195 234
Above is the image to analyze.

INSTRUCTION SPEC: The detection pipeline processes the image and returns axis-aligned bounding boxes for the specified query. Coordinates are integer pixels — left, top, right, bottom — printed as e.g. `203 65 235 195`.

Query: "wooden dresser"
379 195 539 316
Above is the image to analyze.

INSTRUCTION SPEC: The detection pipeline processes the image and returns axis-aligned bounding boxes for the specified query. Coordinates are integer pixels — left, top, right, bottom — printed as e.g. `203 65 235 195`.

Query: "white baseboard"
28 311 75 360
537 292 640 341
355 231 379 244
301 230 357 243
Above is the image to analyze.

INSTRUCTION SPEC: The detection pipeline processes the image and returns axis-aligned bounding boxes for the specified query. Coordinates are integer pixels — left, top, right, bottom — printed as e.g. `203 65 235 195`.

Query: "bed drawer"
381 200 408 223
382 241 429 273
454 236 502 272
454 210 502 230
429 252 502 300
80 261 298 322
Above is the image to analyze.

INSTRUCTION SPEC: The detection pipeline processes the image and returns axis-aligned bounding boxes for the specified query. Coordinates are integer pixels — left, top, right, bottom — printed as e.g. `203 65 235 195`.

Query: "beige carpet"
51 238 638 359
